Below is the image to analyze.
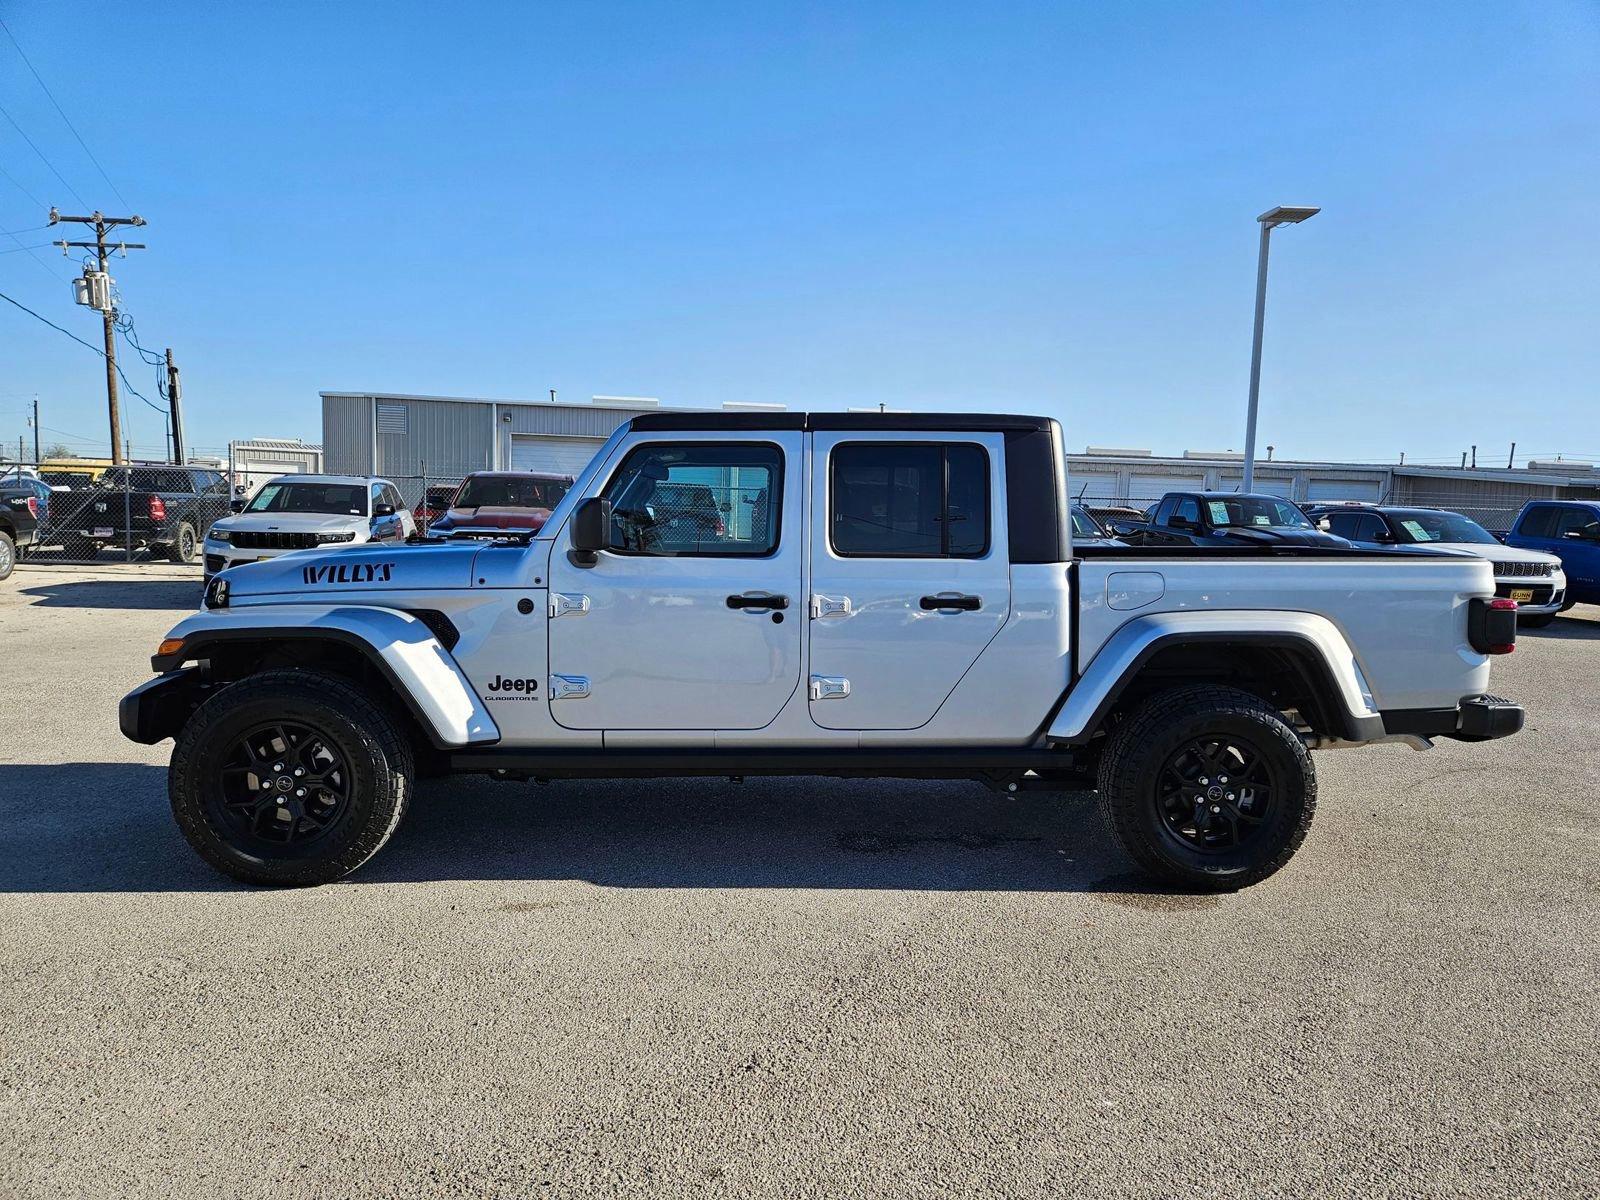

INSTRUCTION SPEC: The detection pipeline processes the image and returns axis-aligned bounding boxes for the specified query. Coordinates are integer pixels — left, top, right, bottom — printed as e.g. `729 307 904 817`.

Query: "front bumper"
1382 693 1526 743
119 667 209 744
1495 575 1566 615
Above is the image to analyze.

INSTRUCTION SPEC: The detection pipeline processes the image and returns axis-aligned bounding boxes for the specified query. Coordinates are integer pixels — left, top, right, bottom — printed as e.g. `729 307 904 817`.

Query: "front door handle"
727 593 790 611
920 593 981 611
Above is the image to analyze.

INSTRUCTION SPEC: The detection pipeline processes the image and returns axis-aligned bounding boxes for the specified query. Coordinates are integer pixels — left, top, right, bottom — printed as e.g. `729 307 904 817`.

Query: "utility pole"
166 348 185 465
30 396 40 466
50 208 146 464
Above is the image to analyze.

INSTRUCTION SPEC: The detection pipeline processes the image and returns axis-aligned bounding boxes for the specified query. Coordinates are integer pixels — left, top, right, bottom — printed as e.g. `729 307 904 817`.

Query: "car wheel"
0 531 14 580
1518 613 1556 629
168 522 197 564
169 669 414 885
1096 684 1315 891
1560 596 1577 612
65 535 99 560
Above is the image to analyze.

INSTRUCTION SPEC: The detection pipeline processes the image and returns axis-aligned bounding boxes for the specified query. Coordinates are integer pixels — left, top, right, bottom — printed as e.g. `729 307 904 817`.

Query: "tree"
41 443 74 460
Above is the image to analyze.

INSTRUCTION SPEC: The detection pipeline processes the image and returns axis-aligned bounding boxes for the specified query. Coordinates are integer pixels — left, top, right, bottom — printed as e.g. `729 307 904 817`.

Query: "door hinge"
809 675 851 701
549 675 590 700
549 592 590 619
810 594 852 619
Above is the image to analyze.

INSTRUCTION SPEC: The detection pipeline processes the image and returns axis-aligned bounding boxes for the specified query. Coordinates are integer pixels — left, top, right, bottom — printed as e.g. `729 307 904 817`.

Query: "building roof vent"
591 395 659 407
1084 446 1151 457
1528 459 1597 473
722 401 788 411
1184 449 1244 460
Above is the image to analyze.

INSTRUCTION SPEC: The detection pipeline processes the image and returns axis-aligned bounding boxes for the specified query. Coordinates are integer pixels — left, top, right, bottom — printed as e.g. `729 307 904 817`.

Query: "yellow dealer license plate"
1510 588 1534 603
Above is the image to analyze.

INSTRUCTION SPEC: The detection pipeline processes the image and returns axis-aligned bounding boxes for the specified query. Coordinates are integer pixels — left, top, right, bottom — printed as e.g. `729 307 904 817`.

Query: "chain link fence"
2 460 231 565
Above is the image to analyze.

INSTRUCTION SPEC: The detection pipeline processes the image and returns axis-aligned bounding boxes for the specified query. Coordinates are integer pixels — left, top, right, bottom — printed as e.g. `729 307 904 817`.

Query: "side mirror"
571 496 612 564
230 498 246 513
374 503 396 517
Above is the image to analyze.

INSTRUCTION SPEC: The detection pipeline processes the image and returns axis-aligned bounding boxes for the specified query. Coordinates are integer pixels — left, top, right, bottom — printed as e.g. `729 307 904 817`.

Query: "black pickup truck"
70 465 233 562
0 478 43 580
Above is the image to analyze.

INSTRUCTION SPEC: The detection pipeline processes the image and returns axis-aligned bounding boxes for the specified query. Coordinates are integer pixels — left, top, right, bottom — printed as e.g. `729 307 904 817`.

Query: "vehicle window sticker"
1400 519 1432 541
1207 501 1229 524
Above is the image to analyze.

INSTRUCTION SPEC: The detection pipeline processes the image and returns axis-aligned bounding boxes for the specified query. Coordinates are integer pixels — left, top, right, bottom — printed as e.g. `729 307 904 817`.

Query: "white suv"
203 475 415 581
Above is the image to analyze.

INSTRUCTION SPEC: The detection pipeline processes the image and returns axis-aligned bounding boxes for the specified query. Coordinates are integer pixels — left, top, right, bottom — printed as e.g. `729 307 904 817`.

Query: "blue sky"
1 1 1596 465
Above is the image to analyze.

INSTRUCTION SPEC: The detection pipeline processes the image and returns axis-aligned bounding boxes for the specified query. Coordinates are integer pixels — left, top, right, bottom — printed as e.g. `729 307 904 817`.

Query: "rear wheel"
0 531 14 580
1096 684 1315 891
167 522 197 563
65 535 99 560
169 669 414 885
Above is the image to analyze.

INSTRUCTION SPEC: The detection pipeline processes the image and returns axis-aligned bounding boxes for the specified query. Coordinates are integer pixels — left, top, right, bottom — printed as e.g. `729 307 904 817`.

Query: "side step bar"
446 747 1083 784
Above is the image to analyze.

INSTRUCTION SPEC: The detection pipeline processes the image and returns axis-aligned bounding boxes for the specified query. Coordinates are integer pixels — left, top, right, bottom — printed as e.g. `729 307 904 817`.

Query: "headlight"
315 532 357 544
209 528 231 543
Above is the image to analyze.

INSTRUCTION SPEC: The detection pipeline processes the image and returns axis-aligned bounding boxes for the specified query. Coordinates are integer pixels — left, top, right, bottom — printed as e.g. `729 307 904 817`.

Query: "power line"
0 99 93 211
0 17 131 210
0 285 163 413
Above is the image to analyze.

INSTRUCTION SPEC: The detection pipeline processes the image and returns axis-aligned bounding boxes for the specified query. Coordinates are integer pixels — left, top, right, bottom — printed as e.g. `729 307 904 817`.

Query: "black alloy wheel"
209 721 353 853
1154 734 1277 854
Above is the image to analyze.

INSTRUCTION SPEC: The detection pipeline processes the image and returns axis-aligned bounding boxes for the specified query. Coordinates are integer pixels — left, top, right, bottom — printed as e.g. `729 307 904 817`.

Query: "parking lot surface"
1 562 1596 1198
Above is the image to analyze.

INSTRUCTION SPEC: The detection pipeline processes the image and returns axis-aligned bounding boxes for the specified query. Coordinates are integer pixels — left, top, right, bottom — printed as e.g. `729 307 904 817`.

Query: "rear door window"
829 442 989 557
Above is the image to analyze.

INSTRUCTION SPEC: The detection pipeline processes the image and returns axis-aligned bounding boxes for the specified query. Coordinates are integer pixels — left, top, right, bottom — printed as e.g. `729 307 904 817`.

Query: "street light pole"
1241 205 1319 492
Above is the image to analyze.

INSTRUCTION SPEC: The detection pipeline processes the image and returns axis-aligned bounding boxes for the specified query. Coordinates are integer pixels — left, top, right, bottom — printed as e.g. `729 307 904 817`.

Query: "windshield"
1386 510 1499 545
246 482 367 516
1071 507 1105 538
454 476 570 509
1204 496 1313 529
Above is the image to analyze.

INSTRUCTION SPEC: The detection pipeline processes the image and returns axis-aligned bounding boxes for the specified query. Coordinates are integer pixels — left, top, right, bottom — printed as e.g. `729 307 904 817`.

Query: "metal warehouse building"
322 391 1600 528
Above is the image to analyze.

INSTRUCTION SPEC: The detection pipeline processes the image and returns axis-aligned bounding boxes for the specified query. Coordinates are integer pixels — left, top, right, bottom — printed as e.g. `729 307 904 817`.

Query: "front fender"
145 604 500 747
1047 610 1383 744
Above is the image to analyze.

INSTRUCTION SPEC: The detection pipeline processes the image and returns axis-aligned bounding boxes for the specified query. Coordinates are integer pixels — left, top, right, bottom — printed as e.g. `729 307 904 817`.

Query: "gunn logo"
302 562 395 585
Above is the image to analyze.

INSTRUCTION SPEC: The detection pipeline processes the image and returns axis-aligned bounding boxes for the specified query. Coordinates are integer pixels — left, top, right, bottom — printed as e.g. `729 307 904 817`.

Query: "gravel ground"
1 562 1596 1199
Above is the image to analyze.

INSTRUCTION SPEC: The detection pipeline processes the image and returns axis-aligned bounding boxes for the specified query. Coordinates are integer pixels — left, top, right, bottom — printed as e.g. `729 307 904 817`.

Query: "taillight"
1468 596 1518 655
148 495 167 521
715 517 726 536
25 497 38 519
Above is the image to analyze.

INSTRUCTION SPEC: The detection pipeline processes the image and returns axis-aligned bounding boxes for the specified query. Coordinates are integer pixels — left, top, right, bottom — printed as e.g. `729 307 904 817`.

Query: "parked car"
1505 500 1600 611
1307 503 1568 626
0 478 43 580
1122 491 1353 548
2 475 54 546
429 470 574 539
122 411 1523 892
71 465 233 561
1071 503 1125 548
413 484 456 529
202 475 415 582
1084 504 1148 529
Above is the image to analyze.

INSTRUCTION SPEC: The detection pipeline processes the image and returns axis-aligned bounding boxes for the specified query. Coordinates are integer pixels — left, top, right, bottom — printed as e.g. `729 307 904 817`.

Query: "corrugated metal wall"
373 397 496 479
496 403 648 469
322 394 373 474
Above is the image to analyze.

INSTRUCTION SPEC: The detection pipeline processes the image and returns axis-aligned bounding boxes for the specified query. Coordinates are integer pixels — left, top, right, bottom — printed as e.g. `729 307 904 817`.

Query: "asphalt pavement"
1 562 1596 1198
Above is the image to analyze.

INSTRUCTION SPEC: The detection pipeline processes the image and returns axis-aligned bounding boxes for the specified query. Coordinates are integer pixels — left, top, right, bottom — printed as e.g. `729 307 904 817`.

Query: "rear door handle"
727 593 790 610
920 593 981 611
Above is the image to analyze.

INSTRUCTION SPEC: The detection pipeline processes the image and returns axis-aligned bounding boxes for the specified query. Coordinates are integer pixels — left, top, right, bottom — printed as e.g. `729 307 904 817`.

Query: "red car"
428 471 574 538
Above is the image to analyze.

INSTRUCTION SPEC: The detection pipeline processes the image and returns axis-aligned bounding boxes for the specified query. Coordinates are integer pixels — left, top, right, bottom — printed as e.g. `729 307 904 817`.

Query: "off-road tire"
170 669 413 885
0 530 14 580
1096 684 1315 891
167 522 197 564
1518 613 1556 629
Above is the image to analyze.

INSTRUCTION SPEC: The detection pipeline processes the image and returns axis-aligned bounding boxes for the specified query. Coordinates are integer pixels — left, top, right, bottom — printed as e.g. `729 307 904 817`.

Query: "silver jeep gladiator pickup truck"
121 412 1524 889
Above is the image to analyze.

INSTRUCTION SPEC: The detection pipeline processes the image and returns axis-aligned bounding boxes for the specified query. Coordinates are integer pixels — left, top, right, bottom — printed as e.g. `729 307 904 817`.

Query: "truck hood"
212 512 365 536
1222 527 1353 549
433 505 552 532
221 538 481 598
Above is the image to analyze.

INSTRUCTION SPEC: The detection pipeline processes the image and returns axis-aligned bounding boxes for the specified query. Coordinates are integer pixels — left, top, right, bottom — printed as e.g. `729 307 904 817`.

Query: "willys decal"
303 562 395 585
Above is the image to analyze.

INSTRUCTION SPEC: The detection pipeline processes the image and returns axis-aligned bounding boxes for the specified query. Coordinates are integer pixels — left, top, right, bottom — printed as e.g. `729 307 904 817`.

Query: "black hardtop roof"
627 411 1055 433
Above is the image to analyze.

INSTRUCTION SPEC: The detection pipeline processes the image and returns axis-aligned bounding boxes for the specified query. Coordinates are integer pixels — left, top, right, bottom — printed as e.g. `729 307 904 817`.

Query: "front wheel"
1096 685 1316 891
0 531 14 580
169 669 414 885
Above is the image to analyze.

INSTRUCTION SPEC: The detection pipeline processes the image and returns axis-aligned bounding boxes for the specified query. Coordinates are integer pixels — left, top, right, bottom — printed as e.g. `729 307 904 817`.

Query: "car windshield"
1204 496 1313 529
1071 507 1105 538
1386 510 1499 545
246 482 367 516
454 477 570 509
